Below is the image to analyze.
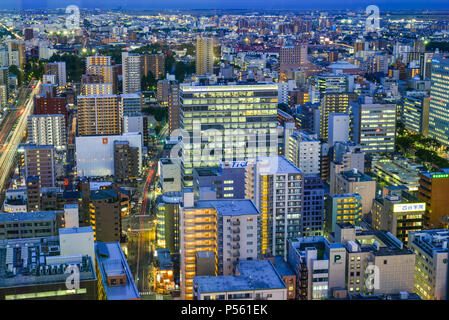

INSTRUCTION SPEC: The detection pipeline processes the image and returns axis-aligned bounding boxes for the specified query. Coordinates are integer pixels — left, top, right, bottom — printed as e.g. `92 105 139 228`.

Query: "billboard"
393 203 426 213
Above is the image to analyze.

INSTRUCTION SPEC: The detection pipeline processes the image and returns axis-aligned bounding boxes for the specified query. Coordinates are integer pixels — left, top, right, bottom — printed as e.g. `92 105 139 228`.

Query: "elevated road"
0 81 41 194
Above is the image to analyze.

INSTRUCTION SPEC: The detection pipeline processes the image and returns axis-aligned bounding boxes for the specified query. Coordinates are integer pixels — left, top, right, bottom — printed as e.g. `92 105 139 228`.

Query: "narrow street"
122 123 168 298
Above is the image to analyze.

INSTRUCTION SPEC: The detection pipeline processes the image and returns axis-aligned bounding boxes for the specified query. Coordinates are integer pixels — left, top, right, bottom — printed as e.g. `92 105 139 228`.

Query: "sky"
1 0 449 10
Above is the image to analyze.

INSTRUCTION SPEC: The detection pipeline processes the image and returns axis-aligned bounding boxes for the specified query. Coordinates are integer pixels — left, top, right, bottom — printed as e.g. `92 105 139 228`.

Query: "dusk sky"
1 0 449 10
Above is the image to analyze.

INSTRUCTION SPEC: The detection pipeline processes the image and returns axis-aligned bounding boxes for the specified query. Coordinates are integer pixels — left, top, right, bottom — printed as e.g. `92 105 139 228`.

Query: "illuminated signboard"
432 174 449 179
393 203 426 213
222 161 248 168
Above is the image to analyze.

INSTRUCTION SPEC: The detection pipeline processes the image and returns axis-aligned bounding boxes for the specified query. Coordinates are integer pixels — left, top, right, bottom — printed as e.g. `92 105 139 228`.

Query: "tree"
165 54 176 74
395 136 414 154
142 71 157 91
8 65 24 85
49 53 85 82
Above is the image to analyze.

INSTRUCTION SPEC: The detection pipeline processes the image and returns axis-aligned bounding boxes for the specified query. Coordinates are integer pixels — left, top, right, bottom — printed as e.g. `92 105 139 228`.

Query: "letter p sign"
334 255 341 263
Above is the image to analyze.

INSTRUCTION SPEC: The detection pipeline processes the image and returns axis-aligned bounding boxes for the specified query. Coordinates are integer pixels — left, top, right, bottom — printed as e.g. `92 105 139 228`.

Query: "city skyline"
2 0 449 10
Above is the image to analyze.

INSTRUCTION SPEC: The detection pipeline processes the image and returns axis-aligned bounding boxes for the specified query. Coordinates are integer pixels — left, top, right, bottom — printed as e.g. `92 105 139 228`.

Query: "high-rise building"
193 165 246 200
351 101 396 153
245 156 303 258
329 142 365 190
325 194 362 234
81 83 113 95
141 54 165 79
312 74 348 103
196 36 214 75
194 199 260 275
408 229 449 300
319 93 349 141
156 192 183 254
122 52 142 94
287 131 320 175
157 79 172 105
94 242 141 300
328 113 350 147
332 223 416 297
0 67 9 105
45 62 67 88
302 174 325 237
159 158 182 192
372 193 425 244
24 28 34 40
34 92 68 124
287 236 346 300
85 56 117 94
418 170 449 228
427 55 449 146
179 193 218 300
123 115 148 147
75 133 142 178
26 175 41 212
7 39 25 69
27 114 67 150
168 82 181 134
279 45 308 73
81 185 122 243
332 169 376 217
24 144 56 188
113 140 139 183
180 83 278 187
402 94 430 136
0 210 60 240
77 95 121 136
119 93 142 117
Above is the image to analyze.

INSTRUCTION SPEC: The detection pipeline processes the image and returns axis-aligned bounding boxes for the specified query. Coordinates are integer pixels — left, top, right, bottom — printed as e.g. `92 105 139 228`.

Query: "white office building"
75 133 142 177
287 131 320 175
27 114 67 150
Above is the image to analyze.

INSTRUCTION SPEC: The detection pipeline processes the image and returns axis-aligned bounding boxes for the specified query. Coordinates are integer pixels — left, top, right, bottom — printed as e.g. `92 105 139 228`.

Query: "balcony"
232 227 240 234
232 220 240 226
232 236 240 242
232 244 240 250
232 251 240 258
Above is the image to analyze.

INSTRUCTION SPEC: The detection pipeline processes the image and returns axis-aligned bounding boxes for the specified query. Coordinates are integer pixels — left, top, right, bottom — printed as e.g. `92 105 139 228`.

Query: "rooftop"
340 169 373 182
156 248 173 270
59 226 94 235
256 156 302 175
194 260 285 294
272 256 295 277
195 199 260 216
95 242 140 300
0 236 95 289
409 229 449 256
0 211 57 223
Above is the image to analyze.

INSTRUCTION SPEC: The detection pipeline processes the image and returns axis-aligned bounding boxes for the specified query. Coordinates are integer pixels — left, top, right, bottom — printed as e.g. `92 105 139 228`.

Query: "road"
0 21 24 40
0 81 40 194
123 122 168 297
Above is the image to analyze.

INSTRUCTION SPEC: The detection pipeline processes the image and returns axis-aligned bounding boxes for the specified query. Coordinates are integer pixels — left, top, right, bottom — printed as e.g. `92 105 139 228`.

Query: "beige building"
332 169 376 216
333 223 415 296
77 95 121 136
196 36 214 75
179 193 218 300
372 192 425 244
408 229 449 300
319 93 349 141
